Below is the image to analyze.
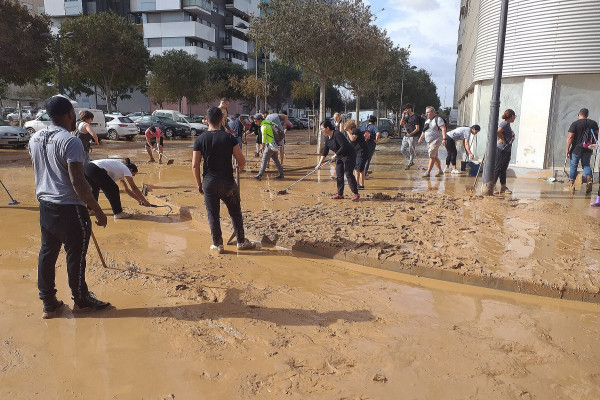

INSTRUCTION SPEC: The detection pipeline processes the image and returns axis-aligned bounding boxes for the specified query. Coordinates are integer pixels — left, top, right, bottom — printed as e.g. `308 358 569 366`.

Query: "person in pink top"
145 125 164 163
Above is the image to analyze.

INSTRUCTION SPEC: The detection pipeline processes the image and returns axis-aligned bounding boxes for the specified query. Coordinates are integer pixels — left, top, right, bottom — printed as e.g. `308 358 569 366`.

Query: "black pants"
203 177 245 246
84 163 123 214
444 137 457 166
336 156 359 195
364 142 376 174
38 201 91 301
494 148 511 186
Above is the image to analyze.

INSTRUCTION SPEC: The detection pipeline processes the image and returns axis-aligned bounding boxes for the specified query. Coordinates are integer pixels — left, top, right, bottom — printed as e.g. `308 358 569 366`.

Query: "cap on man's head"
254 113 264 120
45 95 73 117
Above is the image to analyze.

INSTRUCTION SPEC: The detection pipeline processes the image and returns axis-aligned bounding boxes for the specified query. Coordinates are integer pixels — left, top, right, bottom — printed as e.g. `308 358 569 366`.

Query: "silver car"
105 115 138 140
0 120 29 148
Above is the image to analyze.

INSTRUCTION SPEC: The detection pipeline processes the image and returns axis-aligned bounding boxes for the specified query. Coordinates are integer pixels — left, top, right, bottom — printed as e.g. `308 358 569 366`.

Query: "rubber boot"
591 196 600 207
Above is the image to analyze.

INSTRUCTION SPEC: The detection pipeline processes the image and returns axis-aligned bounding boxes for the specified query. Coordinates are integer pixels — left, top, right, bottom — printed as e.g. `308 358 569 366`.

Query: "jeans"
84 162 123 214
401 136 416 164
364 141 377 174
494 148 511 186
202 177 245 246
236 136 243 148
38 201 91 301
444 137 457 167
336 156 359 195
257 144 284 177
569 152 592 181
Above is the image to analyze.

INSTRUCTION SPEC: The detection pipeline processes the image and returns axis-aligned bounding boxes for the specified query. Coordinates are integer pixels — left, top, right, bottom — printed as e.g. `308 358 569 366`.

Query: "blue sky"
366 0 461 109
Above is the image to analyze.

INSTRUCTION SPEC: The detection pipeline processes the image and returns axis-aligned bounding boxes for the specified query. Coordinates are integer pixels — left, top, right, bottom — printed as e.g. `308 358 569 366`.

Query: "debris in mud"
370 192 392 200
373 373 387 382
175 284 188 291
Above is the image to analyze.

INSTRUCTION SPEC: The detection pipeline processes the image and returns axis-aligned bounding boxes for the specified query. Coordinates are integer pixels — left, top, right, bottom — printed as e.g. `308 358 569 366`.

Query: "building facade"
454 0 600 170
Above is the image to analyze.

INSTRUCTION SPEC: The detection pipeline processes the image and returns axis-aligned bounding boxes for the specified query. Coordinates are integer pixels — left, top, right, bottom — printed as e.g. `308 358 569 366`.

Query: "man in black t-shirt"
565 108 599 193
192 107 257 253
400 104 420 169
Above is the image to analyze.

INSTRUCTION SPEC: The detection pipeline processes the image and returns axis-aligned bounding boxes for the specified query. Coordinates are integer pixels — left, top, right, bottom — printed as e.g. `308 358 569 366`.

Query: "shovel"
466 153 485 193
226 162 240 245
153 147 174 165
277 159 333 195
0 179 19 205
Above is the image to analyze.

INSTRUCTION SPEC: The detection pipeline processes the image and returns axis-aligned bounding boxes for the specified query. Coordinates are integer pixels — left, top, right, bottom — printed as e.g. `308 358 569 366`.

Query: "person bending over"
444 124 480 173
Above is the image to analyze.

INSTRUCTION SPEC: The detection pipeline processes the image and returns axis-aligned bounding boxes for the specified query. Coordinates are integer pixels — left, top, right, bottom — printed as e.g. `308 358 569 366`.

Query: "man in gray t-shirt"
418 106 447 177
29 95 110 319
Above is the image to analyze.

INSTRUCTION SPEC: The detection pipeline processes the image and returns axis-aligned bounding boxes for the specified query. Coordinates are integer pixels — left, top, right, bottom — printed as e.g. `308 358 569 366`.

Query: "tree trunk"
355 94 361 125
317 76 327 154
178 97 182 113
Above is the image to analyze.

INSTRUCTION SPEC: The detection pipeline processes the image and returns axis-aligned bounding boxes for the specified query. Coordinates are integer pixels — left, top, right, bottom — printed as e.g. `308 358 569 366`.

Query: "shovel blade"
167 159 174 165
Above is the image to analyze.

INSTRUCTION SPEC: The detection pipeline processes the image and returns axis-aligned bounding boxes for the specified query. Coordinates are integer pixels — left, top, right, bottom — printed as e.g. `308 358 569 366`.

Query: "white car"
173 116 208 136
6 110 33 121
25 108 107 139
105 114 138 140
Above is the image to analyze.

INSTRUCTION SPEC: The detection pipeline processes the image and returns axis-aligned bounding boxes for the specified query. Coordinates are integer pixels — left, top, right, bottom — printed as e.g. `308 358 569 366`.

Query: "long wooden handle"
90 230 108 269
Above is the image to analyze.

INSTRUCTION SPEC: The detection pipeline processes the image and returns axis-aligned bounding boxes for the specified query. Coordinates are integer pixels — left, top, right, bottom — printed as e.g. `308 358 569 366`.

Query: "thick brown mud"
1 132 599 399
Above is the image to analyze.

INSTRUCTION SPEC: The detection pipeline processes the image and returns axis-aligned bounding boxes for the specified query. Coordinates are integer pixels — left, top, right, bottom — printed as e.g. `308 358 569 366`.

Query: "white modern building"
454 0 600 170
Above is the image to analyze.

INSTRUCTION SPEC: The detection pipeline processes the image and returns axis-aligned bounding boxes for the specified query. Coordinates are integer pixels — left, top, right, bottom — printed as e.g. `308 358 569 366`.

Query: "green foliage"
267 61 302 110
148 50 206 110
401 68 441 114
59 13 149 112
198 58 247 103
0 0 51 86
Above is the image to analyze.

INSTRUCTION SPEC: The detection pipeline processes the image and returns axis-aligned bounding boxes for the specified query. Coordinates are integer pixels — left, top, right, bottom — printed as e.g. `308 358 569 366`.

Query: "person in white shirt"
84 158 151 220
444 124 480 173
418 106 447 178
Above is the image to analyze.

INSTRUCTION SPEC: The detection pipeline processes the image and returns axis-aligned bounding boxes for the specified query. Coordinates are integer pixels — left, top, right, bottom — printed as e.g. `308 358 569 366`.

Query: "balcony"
148 46 217 61
182 0 212 16
223 36 247 53
224 15 248 32
144 21 216 43
64 0 83 15
225 0 259 16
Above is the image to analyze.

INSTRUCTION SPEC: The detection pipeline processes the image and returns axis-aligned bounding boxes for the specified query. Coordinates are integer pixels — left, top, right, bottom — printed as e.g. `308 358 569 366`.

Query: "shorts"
146 137 164 147
355 152 367 172
427 139 442 158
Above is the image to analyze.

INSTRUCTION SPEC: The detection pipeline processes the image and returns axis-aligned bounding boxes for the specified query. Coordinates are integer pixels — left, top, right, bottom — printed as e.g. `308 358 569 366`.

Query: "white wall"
515 76 553 168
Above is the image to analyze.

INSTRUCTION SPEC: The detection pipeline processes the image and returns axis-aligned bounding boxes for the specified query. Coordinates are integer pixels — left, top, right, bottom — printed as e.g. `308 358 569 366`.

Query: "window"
38 5 45 13
148 38 162 47
147 14 161 23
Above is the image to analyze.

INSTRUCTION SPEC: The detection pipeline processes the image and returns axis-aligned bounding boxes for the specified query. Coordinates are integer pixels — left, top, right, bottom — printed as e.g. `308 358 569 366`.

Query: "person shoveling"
144 125 172 164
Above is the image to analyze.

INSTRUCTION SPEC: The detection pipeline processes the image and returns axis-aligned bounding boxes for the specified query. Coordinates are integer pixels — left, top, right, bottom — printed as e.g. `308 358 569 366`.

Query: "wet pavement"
0 131 599 398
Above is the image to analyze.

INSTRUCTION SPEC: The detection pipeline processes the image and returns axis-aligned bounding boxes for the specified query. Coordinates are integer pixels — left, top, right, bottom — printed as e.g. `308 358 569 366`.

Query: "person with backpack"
362 115 380 178
565 108 598 194
253 113 285 181
400 104 421 170
418 106 447 177
266 110 287 166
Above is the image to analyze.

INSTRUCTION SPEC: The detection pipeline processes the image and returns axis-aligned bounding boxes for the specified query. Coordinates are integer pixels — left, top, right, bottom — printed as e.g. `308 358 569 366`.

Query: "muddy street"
1 131 599 399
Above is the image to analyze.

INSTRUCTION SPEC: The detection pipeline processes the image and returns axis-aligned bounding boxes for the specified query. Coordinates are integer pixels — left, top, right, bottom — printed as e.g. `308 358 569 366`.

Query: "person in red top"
145 125 164 163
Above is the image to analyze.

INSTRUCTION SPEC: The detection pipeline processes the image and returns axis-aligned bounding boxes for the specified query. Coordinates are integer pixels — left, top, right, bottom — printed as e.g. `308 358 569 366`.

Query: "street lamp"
400 65 417 110
41 31 75 95
235 22 260 112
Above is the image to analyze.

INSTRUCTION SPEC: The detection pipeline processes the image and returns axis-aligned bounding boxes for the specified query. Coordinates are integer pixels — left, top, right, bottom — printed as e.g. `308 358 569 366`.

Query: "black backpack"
416 115 426 135
265 120 285 143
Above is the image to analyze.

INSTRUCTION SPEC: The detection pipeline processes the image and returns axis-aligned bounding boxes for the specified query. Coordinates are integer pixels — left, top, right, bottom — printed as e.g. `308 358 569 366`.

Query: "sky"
365 0 461 109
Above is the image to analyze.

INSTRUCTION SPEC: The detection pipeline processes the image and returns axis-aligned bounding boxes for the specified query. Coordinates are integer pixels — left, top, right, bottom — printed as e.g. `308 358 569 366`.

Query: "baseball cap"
45 95 74 117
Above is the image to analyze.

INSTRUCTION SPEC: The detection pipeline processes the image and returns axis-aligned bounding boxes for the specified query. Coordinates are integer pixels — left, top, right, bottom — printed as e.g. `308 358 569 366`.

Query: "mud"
1 132 600 399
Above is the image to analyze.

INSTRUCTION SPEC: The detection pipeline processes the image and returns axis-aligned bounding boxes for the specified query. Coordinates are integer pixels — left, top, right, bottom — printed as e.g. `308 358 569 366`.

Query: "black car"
288 117 307 129
359 118 397 138
135 116 191 138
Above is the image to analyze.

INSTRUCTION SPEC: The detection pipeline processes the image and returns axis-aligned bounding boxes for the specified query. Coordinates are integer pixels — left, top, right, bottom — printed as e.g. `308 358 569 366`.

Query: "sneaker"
352 193 360 202
407 161 414 168
591 196 600 207
451 169 460 174
210 244 224 254
254 152 260 157
563 184 575 192
274 174 285 179
443 167 449 173
331 194 344 199
585 181 593 194
423 172 431 178
357 185 365 190
149 158 156 163
404 164 412 170
237 238 257 250
114 212 132 220
253 175 262 181
500 186 512 194
434 171 443 177
42 298 64 319
73 292 110 311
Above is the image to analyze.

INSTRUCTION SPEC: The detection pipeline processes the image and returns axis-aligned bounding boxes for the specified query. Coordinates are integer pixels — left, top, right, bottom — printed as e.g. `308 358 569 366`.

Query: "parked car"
191 114 205 123
105 115 138 140
359 118 397 138
6 110 33 122
126 112 149 121
299 117 314 129
24 108 107 139
0 120 29 148
288 117 308 129
135 115 191 138
2 107 16 119
171 115 208 136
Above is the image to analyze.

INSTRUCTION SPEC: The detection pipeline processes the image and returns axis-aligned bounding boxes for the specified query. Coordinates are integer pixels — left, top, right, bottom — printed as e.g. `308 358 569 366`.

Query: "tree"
250 0 375 152
267 61 302 110
59 13 149 113
197 58 247 105
0 0 51 86
229 74 275 113
401 68 441 114
148 50 206 111
291 79 318 115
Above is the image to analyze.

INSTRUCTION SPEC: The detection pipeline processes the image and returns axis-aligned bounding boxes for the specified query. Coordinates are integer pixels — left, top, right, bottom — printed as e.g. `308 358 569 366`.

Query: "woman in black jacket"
315 120 360 201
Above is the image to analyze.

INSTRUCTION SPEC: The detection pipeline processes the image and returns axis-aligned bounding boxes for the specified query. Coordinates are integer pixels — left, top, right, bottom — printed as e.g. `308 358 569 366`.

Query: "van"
24 107 107 140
